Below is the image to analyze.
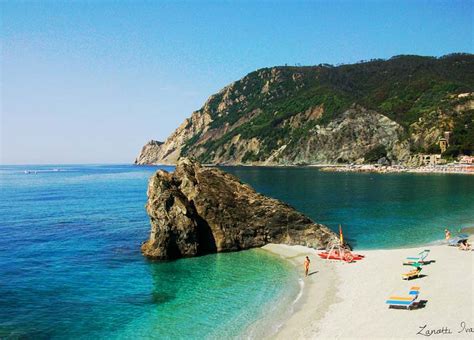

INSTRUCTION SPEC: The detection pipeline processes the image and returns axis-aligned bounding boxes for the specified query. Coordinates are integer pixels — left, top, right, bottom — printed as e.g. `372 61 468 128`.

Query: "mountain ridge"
135 53 474 166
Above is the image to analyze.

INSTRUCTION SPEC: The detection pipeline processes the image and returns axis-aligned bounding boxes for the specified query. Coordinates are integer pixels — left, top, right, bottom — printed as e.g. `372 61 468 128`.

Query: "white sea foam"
272 277 305 333
293 277 304 304
22 169 73 174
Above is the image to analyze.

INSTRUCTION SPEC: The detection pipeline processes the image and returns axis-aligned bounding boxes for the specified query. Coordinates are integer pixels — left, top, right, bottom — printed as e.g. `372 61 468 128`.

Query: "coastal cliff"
141 158 338 260
136 54 474 166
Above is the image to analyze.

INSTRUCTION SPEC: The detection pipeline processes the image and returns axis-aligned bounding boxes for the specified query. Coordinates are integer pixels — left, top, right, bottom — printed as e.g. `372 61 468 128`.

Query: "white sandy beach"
262 239 474 339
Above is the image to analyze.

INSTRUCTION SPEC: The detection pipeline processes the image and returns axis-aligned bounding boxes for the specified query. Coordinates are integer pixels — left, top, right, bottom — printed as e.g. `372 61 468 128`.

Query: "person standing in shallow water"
304 256 311 277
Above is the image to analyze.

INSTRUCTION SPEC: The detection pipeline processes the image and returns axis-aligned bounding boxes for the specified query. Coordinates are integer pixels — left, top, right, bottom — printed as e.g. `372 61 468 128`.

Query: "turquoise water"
0 165 299 339
1 165 473 338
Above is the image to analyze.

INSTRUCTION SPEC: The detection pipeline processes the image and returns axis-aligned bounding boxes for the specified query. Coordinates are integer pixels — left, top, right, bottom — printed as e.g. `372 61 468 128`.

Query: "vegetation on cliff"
136 53 474 165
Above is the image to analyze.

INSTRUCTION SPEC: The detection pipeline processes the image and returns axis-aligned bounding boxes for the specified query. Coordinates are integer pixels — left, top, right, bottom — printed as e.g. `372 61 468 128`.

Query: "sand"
262 239 474 339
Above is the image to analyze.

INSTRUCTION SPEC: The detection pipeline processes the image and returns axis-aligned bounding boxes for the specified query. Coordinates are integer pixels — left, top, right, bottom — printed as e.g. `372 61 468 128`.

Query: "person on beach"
304 256 310 277
445 228 451 240
459 239 471 251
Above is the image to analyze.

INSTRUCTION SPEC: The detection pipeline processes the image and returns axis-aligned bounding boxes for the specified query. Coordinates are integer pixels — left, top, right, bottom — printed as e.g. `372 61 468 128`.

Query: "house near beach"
418 154 442 166
459 155 474 164
410 153 443 166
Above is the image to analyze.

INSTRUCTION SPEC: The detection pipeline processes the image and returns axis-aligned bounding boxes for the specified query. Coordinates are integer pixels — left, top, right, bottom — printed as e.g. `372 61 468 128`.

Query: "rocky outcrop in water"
141 158 338 260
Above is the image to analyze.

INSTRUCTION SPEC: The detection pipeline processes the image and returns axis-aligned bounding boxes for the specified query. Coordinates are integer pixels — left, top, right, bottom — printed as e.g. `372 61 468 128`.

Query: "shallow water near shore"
0 165 300 339
1 164 473 338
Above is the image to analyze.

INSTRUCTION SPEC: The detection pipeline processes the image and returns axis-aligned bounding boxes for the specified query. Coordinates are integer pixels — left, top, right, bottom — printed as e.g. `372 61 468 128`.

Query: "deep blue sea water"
223 166 474 249
1 164 473 339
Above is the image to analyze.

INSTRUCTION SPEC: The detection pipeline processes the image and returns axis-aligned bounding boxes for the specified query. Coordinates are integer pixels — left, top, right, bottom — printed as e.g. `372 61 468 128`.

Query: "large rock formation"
141 158 338 259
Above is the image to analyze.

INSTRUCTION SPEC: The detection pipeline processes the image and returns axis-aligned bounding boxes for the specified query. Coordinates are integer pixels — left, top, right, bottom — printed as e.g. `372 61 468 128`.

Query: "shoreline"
261 244 341 339
319 164 474 175
261 238 473 339
135 162 474 175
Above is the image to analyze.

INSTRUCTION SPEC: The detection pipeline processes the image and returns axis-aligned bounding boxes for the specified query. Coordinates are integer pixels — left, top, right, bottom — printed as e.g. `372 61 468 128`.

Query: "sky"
1 0 473 164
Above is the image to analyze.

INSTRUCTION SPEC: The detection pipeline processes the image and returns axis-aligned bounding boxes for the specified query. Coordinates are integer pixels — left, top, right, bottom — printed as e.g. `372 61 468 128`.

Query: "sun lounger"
386 287 420 310
404 250 430 265
402 267 422 280
386 296 418 309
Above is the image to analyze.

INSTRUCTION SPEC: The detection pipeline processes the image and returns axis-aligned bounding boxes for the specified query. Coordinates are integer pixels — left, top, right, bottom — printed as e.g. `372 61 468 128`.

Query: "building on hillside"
439 138 448 153
439 131 451 153
419 154 442 166
459 155 474 164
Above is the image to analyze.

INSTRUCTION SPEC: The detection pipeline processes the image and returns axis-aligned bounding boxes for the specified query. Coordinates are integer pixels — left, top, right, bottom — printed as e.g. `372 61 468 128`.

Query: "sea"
1 164 473 339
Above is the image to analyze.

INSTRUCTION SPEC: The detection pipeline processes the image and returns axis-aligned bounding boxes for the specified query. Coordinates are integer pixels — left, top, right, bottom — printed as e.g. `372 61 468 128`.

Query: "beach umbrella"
339 224 344 245
448 236 468 246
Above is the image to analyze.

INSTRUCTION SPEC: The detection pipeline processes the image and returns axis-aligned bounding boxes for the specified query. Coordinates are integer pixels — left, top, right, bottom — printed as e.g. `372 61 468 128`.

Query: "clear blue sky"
2 0 473 164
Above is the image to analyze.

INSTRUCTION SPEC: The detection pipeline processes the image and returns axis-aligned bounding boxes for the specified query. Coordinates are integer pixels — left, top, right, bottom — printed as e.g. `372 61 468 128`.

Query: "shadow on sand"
403 260 436 266
405 274 428 280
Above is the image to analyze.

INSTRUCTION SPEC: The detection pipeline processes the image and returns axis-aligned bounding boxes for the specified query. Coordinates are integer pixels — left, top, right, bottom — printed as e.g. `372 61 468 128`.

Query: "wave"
294 277 305 304
271 277 305 336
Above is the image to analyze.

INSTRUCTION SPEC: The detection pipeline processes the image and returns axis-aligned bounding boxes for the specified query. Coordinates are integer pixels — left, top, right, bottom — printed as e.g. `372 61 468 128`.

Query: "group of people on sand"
444 228 472 251
302 229 470 276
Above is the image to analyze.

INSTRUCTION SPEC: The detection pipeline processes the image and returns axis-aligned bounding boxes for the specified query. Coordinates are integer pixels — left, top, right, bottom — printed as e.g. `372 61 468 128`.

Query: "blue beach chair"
404 250 430 265
386 286 420 310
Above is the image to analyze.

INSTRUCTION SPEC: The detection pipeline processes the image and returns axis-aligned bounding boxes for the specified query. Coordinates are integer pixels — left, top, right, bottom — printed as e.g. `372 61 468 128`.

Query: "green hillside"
136 54 474 165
